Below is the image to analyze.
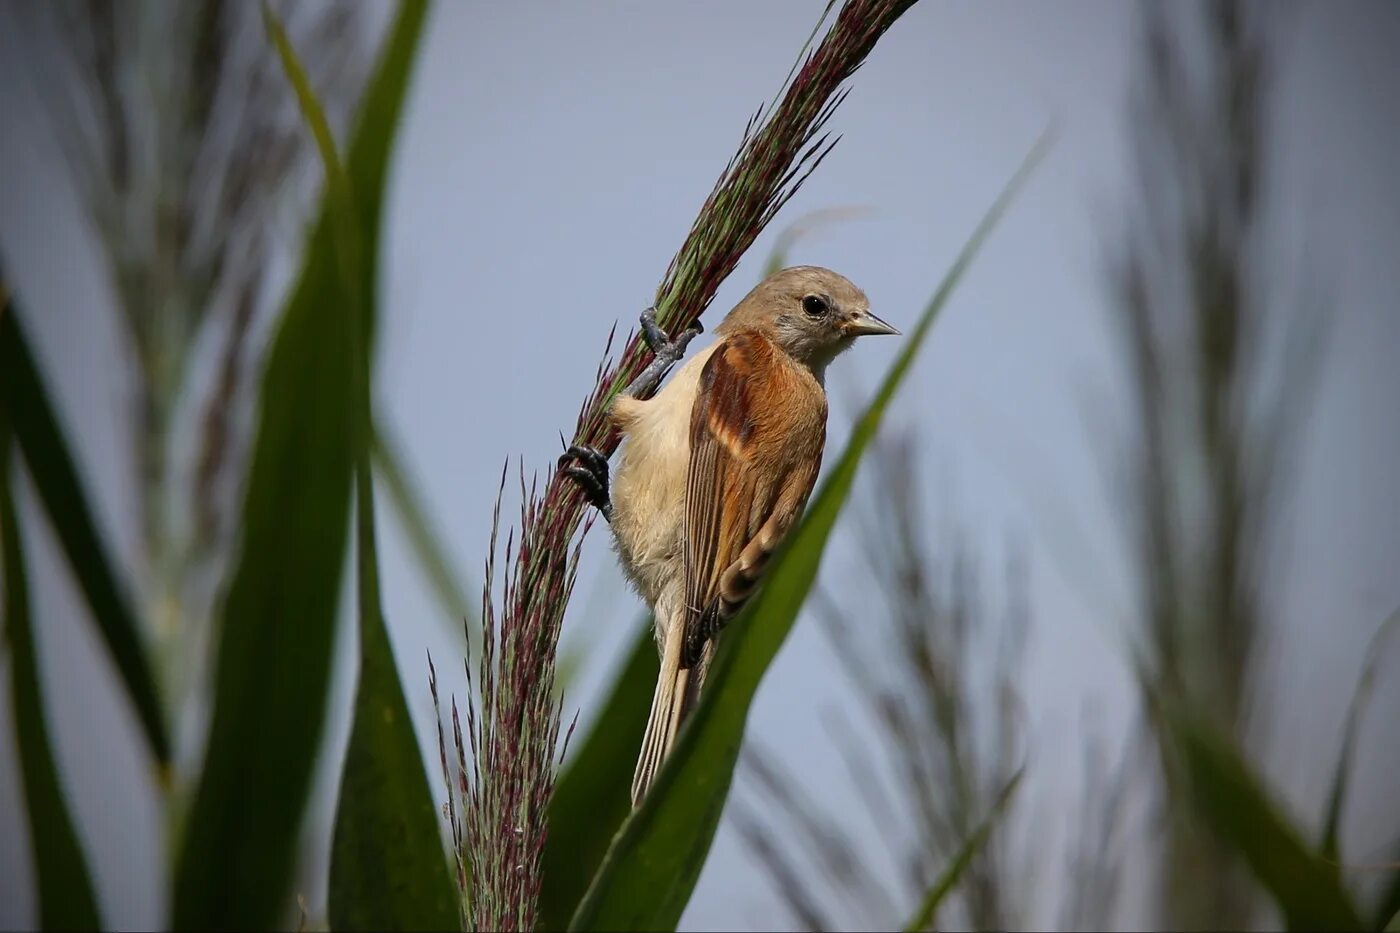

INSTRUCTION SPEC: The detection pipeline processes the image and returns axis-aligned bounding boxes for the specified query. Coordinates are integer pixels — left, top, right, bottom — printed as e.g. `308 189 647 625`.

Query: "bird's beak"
846 309 901 337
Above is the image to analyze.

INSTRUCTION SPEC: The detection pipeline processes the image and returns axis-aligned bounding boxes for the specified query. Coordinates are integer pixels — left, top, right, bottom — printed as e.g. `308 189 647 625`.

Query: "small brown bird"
561 266 898 806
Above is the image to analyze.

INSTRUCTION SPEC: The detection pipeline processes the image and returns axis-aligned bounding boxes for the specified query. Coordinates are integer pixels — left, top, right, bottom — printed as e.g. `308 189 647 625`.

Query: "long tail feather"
632 627 688 807
631 631 720 808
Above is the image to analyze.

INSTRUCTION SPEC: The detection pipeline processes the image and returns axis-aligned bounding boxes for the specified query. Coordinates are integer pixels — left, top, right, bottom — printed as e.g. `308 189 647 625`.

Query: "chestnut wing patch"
681 331 825 666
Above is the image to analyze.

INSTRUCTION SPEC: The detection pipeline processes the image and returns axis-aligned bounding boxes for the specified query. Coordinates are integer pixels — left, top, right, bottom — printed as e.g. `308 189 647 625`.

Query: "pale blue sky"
2 3 1397 930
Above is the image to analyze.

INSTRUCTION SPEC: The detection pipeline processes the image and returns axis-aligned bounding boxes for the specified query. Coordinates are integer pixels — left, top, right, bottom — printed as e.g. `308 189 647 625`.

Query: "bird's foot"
683 602 726 668
623 308 703 399
559 444 612 522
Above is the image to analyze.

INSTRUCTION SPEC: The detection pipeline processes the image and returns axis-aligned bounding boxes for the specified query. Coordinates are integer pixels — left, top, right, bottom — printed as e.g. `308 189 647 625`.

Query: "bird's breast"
608 345 716 605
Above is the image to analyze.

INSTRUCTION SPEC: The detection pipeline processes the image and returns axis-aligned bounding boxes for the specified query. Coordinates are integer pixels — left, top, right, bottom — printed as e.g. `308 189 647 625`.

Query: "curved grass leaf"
328 594 460 931
171 3 430 927
568 134 1050 933
541 620 658 931
762 206 873 277
0 291 169 768
903 769 1023 932
372 422 476 650
335 429 460 926
261 6 458 929
1 413 102 931
1164 704 1364 932
1321 608 1397 864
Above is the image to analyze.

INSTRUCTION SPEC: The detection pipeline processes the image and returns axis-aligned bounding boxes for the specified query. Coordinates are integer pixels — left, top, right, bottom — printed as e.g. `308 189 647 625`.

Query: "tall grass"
3 0 375 760
1103 2 1325 927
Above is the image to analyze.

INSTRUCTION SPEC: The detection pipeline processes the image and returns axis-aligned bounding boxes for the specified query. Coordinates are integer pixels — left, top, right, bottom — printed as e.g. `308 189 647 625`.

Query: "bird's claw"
559 444 612 521
683 602 724 668
626 308 702 399
639 307 702 361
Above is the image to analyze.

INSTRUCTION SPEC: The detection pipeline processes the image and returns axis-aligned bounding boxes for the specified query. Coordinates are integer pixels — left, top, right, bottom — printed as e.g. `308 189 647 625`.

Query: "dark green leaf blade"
328 584 460 931
902 769 1022 933
1 404 102 930
171 2 430 928
541 621 658 931
1320 609 1397 863
0 296 169 768
261 6 460 929
568 135 1049 933
1165 704 1364 932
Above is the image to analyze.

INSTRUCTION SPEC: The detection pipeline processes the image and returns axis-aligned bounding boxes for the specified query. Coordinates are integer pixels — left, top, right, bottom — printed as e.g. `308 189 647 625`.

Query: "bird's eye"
802 294 829 317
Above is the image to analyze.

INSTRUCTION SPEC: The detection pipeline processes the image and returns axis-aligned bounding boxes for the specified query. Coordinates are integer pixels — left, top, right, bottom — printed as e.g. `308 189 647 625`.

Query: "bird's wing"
682 331 826 663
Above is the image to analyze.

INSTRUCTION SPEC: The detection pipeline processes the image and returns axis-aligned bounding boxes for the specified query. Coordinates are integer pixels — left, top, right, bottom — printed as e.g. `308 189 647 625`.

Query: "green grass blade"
1164 704 1365 932
277 4 457 930
902 769 1023 932
0 291 170 768
262 6 461 929
1320 609 1397 863
170 2 430 928
372 422 476 639
541 621 659 931
328 595 461 931
1 410 102 931
262 2 359 286
568 134 1049 933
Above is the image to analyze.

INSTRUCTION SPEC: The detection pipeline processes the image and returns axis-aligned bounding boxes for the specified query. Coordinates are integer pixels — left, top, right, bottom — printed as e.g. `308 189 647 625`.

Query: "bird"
559 265 899 807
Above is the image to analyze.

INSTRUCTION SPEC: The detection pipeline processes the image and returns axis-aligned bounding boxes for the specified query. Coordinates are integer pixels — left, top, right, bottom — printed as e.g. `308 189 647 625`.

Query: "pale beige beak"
847 309 901 337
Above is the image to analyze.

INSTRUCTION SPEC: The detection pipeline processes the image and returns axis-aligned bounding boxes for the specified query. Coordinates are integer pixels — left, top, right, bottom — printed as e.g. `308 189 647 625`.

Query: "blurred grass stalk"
438 1 920 929
1106 2 1324 927
6 0 371 742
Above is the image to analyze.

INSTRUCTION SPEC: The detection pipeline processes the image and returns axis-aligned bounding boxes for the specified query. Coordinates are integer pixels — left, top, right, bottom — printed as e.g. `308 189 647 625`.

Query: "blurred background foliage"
1 0 1396 931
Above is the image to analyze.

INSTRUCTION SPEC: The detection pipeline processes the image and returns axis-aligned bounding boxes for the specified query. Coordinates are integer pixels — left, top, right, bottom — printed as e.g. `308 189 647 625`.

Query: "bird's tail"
631 626 717 808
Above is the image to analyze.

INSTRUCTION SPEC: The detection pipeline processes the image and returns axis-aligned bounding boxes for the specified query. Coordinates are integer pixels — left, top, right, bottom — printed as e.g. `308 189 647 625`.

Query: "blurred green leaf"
171 2 430 928
1321 609 1397 863
568 135 1049 933
903 769 1023 932
1165 704 1364 932
1380 857 1400 933
762 206 872 277
262 2 360 285
260 5 458 929
541 620 658 930
1 408 102 931
0 293 169 768
372 422 475 646
554 631 592 699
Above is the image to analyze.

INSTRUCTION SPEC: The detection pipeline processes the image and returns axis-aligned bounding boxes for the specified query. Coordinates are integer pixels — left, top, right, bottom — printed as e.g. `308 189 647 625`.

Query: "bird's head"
718 265 899 374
